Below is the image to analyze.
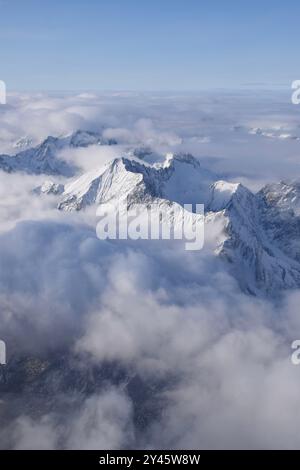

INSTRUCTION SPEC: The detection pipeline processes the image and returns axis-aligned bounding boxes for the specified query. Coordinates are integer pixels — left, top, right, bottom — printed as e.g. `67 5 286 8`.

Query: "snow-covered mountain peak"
57 153 219 212
58 157 145 211
0 129 118 176
161 152 201 170
258 180 300 215
34 180 65 196
160 153 216 207
207 181 242 212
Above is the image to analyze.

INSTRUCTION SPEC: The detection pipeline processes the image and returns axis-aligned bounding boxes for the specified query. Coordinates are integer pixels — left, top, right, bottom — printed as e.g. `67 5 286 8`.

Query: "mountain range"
0 130 117 176
2 131 300 296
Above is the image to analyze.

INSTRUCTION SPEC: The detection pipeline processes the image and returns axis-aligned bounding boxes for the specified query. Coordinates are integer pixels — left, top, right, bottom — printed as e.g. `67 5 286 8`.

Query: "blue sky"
0 0 299 91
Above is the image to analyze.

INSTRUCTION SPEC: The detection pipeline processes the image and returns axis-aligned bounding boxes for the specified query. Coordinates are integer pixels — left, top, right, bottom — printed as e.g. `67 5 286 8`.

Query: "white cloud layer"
1 91 300 449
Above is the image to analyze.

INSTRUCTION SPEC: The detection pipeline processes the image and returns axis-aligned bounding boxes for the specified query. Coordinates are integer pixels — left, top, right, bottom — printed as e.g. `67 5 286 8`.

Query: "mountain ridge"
0 130 117 176
30 142 300 296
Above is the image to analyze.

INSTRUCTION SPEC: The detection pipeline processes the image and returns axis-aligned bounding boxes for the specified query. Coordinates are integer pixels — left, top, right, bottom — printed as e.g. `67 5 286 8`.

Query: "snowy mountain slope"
13 136 34 150
215 182 300 295
0 136 76 176
58 158 146 211
257 181 300 262
161 153 216 207
0 130 117 176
